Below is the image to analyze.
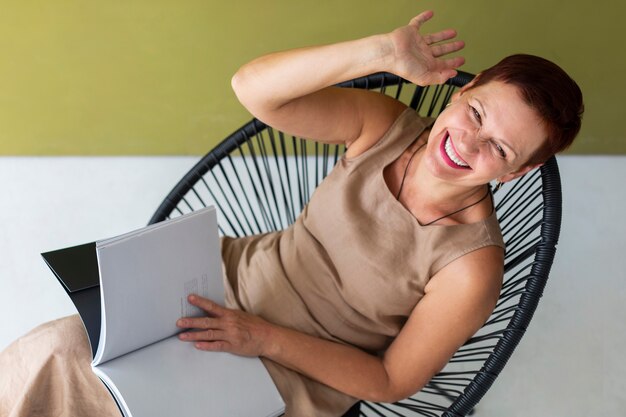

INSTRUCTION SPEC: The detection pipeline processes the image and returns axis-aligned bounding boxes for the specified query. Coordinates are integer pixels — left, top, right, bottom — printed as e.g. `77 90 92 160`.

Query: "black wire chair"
148 72 562 417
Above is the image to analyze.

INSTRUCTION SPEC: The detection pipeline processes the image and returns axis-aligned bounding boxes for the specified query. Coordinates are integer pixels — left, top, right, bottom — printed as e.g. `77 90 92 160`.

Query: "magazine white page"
93 207 223 365
92 336 284 417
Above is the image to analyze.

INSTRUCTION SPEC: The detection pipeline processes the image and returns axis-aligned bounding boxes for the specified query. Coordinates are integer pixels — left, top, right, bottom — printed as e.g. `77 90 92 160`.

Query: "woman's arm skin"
176 246 503 403
231 11 464 151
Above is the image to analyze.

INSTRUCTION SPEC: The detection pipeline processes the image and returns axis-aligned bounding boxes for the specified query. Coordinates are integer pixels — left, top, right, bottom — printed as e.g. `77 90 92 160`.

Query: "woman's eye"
494 142 507 158
470 105 482 125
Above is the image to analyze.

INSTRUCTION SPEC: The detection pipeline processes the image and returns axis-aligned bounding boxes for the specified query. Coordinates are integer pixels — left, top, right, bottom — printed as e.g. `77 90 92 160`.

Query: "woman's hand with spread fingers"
385 10 465 86
176 294 272 357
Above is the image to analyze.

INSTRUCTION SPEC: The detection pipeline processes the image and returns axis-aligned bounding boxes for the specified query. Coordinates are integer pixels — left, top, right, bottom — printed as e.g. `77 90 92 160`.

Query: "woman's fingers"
442 56 466 70
176 299 269 356
408 10 434 29
177 295 229 342
194 341 230 352
187 294 225 317
423 28 458 46
178 328 228 342
431 40 465 58
405 12 464 76
424 65 463 85
176 316 219 329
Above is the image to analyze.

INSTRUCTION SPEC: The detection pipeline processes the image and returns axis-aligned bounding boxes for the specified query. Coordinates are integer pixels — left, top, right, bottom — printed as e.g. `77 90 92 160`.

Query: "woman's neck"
402 151 491 225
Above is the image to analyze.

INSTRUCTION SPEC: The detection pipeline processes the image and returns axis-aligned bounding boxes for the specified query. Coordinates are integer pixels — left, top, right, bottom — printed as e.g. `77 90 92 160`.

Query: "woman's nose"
455 130 481 154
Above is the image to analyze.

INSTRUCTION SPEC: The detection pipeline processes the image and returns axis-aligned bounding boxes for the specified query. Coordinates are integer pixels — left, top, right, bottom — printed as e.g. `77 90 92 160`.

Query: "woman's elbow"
362 377 423 404
231 67 277 119
231 68 251 107
382 386 421 404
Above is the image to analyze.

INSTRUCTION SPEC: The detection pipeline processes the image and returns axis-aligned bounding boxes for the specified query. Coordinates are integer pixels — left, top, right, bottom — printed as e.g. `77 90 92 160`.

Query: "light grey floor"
1 155 624 415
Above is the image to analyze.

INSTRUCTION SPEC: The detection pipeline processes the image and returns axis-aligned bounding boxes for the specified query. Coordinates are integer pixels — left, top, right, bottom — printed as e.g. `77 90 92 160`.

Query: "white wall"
1 156 624 415
0 157 196 348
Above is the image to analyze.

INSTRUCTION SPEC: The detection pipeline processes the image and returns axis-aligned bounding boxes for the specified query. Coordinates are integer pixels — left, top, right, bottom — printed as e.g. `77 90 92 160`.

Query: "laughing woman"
1 10 582 417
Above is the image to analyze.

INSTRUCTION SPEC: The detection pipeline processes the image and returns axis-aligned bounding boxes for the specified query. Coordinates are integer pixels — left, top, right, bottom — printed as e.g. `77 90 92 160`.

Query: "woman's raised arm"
231 10 465 147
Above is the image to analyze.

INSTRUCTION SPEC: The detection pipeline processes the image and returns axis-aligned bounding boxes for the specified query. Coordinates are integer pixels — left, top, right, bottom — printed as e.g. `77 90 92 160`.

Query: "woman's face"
423 80 548 187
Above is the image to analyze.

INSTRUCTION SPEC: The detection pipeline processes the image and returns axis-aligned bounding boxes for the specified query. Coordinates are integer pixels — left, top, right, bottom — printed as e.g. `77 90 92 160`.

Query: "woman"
1 10 583 417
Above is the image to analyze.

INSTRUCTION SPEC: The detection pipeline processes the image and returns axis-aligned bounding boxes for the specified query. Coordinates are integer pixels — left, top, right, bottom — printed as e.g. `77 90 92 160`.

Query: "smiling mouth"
441 133 471 169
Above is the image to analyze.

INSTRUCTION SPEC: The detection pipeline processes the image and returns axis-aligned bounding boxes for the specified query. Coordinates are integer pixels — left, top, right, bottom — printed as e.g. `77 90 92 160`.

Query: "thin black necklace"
395 141 491 226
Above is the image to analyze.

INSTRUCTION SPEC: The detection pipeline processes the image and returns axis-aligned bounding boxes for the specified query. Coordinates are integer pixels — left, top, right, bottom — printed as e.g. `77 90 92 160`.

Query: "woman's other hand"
176 294 271 357
385 10 465 85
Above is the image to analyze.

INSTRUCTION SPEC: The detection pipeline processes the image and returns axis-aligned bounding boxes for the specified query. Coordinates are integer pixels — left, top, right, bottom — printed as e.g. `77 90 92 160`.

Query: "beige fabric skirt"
0 315 121 417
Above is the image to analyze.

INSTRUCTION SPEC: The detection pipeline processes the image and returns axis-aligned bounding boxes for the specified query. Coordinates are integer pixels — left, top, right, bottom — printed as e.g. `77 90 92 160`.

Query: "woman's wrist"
345 33 397 77
372 32 399 74
256 319 282 359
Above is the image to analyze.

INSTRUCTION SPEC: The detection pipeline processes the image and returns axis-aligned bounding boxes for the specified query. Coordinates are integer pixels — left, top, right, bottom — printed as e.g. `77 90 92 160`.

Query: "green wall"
0 0 623 155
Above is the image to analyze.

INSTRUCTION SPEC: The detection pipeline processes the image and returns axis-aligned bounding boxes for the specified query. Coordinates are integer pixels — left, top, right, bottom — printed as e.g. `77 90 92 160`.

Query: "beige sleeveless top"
221 108 505 416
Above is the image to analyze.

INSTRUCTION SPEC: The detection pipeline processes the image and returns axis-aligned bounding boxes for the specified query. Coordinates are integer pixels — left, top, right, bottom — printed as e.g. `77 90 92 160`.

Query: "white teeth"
444 136 469 167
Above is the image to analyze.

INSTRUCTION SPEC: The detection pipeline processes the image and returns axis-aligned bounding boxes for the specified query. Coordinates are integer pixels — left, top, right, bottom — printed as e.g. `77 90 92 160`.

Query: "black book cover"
41 242 102 357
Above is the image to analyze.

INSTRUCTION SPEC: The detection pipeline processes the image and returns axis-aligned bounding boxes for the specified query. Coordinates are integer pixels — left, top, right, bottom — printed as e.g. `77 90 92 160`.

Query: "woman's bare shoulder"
424 245 504 312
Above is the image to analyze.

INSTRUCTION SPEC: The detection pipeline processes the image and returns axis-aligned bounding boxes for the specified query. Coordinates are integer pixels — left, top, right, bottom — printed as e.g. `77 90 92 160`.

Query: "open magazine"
42 206 284 417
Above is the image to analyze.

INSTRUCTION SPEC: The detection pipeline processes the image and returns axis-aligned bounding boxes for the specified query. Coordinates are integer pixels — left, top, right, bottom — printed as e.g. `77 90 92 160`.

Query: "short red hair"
467 54 584 166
